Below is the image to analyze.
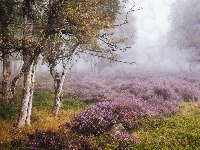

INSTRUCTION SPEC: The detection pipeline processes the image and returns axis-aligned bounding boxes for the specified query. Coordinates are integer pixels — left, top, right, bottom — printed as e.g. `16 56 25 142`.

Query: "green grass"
61 97 88 110
33 90 55 110
133 102 200 150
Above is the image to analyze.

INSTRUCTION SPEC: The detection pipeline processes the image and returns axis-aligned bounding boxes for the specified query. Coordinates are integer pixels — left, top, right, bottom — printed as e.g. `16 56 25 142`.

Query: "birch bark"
1 24 13 104
51 47 78 116
15 0 37 127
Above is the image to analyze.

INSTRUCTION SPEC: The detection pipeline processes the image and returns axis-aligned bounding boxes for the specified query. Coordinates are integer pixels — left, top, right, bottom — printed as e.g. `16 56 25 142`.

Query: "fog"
1 0 198 76
70 0 192 75
121 0 200 75
119 0 189 73
37 0 197 75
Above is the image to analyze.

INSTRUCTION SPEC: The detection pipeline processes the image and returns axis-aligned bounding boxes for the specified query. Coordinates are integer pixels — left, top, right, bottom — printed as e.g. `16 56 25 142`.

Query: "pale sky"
120 0 189 72
132 0 175 42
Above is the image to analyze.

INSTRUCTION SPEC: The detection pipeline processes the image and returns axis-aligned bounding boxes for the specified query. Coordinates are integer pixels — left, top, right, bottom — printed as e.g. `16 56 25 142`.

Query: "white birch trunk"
51 48 78 116
15 0 35 127
26 62 36 125
16 61 33 127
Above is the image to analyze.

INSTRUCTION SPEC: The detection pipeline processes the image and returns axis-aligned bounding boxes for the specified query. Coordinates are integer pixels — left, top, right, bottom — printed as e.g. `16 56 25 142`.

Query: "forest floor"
0 71 200 149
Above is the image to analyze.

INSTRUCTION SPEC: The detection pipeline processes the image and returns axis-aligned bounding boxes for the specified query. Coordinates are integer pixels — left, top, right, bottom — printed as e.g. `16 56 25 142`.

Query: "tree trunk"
10 66 24 104
15 52 38 127
1 24 13 104
51 47 78 117
15 0 36 127
2 53 13 104
13 59 17 75
50 61 62 117
0 61 2 73
26 58 36 125
52 78 62 117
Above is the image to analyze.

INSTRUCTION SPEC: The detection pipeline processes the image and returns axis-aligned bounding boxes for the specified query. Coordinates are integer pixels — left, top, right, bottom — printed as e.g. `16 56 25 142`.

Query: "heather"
0 71 200 149
72 100 144 136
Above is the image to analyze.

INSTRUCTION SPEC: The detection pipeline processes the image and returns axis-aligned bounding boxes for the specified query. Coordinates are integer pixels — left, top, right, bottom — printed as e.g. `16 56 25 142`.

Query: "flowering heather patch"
72 95 180 136
72 98 148 136
143 96 178 116
72 101 119 136
25 130 76 150
11 130 80 150
67 72 200 136
11 129 102 150
64 76 115 103
176 85 200 102
64 72 200 104
154 86 180 101
110 132 138 150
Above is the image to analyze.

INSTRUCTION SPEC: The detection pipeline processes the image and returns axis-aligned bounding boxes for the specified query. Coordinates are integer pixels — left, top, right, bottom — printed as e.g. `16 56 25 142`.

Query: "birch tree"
43 0 137 116
0 0 21 104
1 0 137 126
15 0 37 127
42 0 122 116
14 0 120 126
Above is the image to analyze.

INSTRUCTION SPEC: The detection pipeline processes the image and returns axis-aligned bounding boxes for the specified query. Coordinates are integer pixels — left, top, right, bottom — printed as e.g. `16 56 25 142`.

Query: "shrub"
180 86 199 102
72 101 118 136
11 130 102 150
10 137 25 150
154 86 180 101
72 99 145 136
76 136 102 150
11 130 80 150
109 133 138 150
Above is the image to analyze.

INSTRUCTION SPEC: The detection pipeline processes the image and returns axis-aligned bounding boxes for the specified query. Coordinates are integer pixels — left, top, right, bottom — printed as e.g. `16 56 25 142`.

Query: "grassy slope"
0 90 200 149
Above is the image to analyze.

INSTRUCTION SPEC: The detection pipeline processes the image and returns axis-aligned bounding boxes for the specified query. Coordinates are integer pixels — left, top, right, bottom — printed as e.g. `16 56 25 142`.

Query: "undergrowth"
133 102 200 150
0 86 200 149
0 89 89 149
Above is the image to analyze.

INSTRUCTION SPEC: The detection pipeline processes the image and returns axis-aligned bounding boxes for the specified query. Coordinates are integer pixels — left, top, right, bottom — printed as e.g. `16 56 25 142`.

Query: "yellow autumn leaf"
40 29 44 33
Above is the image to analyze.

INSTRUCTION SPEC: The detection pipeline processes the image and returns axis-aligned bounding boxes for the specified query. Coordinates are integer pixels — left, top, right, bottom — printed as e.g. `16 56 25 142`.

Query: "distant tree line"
168 0 200 72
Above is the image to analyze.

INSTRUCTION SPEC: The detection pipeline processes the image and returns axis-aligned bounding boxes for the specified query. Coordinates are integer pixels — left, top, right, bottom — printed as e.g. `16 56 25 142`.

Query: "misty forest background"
0 0 200 149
